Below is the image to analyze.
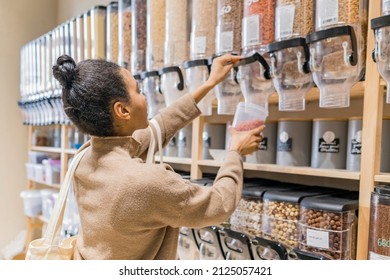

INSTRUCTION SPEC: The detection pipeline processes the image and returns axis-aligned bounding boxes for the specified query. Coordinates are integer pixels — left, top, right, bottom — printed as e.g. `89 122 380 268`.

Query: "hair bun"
52 55 77 89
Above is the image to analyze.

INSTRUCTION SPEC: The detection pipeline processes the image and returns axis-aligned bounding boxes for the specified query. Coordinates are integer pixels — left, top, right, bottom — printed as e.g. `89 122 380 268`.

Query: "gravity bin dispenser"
371 14 390 104
266 0 315 111
306 0 368 108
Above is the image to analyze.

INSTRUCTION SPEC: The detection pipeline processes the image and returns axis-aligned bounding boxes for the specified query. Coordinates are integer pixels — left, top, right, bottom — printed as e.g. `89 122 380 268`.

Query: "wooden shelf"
29 179 60 189
198 160 360 180
30 146 62 153
38 215 49 224
374 173 390 184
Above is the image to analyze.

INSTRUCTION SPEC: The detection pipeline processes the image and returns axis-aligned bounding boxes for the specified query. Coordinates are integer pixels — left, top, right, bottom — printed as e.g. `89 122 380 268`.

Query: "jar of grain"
191 0 217 59
242 0 275 51
91 6 107 60
299 191 359 259
146 0 165 71
164 0 190 66
216 0 243 55
368 185 390 260
131 0 147 74
275 0 314 40
106 1 119 63
76 14 85 63
311 118 348 169
118 0 132 69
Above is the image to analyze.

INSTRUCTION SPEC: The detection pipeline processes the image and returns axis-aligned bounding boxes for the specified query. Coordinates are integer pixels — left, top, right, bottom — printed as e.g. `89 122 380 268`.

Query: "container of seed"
262 187 341 250
298 191 359 259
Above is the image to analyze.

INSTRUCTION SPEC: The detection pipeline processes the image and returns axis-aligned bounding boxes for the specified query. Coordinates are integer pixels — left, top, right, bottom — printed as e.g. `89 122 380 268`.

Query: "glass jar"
146 0 165 71
368 185 390 260
216 0 243 55
131 0 147 74
107 1 119 63
118 0 132 69
91 6 107 59
164 0 190 66
242 0 275 50
191 0 218 59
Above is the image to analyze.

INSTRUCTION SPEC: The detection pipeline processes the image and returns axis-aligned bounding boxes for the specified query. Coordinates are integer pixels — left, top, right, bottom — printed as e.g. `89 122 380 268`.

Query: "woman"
53 54 265 260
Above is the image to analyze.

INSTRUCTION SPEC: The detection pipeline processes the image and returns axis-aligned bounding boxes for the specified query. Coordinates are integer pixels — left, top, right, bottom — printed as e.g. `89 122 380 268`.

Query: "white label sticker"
243 14 260 46
220 31 234 52
316 0 339 28
194 36 206 55
275 5 295 40
306 228 330 249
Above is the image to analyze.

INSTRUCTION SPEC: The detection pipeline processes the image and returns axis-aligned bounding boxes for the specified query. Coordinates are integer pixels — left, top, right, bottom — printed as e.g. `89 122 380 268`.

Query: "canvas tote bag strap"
43 147 89 245
146 119 164 164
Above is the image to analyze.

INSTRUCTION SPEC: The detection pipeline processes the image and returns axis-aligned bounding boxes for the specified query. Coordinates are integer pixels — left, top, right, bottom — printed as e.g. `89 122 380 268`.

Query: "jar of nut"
298 191 359 259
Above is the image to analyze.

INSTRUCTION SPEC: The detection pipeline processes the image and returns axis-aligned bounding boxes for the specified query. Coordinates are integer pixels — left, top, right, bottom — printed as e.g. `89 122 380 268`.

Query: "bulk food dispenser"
131 0 147 74
371 2 390 104
106 1 119 63
184 0 218 116
236 0 274 112
140 0 167 119
214 0 243 115
306 0 368 108
159 0 189 108
90 6 106 60
118 0 132 69
267 0 314 111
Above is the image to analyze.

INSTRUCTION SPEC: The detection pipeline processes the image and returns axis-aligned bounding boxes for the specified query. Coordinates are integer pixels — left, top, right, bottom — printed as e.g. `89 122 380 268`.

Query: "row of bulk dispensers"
135 1 370 260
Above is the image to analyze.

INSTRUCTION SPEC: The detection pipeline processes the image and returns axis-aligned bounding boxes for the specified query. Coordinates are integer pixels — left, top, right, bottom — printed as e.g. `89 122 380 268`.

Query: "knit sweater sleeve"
132 93 201 159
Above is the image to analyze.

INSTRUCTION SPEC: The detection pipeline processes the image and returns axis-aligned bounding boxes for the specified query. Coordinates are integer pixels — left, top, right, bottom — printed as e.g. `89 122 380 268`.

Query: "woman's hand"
228 125 266 156
206 54 242 87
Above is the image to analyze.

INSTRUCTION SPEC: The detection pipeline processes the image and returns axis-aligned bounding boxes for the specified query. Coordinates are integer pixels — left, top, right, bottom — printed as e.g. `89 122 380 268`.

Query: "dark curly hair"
53 55 129 136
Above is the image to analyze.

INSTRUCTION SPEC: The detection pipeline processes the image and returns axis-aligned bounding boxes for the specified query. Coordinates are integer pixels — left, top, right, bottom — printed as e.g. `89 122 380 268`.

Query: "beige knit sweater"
73 93 243 260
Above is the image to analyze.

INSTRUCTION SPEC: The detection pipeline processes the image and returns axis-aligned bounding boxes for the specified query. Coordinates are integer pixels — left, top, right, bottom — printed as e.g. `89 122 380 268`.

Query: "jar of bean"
216 0 243 55
131 0 147 74
118 0 132 69
275 0 313 40
242 0 275 50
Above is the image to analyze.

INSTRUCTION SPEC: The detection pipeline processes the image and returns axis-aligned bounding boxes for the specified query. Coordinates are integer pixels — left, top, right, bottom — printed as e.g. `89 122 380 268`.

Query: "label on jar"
318 131 340 153
275 4 295 40
220 31 234 52
368 251 390 260
259 137 268 151
277 132 292 152
243 14 260 46
317 0 339 28
194 36 206 55
306 228 330 249
351 130 362 155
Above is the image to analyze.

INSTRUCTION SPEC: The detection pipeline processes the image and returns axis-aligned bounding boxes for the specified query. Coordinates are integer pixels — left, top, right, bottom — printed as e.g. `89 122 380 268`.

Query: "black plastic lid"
158 66 185 91
93 5 107 10
300 191 359 212
374 185 390 196
263 186 341 204
133 74 141 80
371 15 390 30
183 59 209 69
267 37 307 53
289 248 330 260
241 183 299 199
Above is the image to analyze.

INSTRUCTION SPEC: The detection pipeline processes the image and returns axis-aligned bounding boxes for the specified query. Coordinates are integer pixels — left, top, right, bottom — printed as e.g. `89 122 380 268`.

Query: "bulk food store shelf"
30 146 62 153
374 174 390 184
64 149 78 155
30 179 60 189
198 160 360 180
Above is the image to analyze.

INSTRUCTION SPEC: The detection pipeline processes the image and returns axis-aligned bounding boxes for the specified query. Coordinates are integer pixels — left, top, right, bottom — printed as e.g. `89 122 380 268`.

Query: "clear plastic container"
242 0 275 50
76 14 85 62
191 0 217 59
106 1 119 63
146 0 165 71
299 191 358 260
368 185 390 260
91 6 107 59
275 0 314 41
232 102 268 132
159 66 186 107
267 38 313 111
141 71 165 118
307 0 368 108
20 190 42 218
216 0 243 55
131 0 147 73
164 0 190 66
118 0 132 69
83 11 92 60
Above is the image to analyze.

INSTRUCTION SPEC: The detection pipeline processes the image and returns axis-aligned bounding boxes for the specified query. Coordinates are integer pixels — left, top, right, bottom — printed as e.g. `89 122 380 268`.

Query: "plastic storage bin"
118 0 132 69
368 185 390 260
276 118 312 166
20 190 42 218
299 191 359 259
311 118 348 169
346 116 363 171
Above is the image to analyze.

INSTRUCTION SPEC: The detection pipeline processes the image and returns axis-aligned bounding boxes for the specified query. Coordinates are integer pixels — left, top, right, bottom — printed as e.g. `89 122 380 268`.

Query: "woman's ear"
113 101 131 120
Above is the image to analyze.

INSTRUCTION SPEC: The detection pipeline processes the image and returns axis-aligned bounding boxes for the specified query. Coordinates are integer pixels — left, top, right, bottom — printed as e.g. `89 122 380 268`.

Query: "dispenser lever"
158 66 185 91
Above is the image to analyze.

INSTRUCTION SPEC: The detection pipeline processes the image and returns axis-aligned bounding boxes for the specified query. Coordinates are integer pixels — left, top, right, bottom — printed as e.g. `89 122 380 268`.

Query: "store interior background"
0 0 111 254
